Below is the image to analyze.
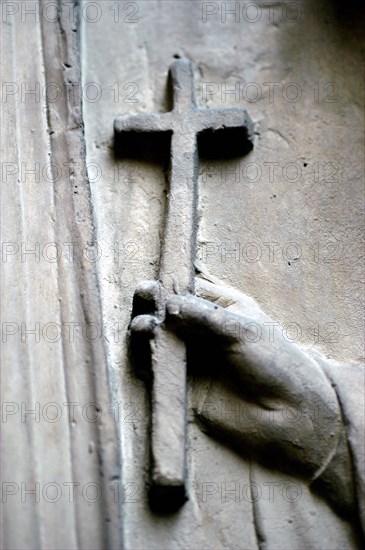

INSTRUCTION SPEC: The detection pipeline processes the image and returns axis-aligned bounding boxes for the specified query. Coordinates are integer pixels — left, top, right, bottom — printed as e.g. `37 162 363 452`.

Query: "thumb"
166 294 252 343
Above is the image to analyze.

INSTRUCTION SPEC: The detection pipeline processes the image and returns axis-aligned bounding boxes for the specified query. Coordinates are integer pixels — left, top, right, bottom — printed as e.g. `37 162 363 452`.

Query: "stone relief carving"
3 1 364 548
115 61 364 541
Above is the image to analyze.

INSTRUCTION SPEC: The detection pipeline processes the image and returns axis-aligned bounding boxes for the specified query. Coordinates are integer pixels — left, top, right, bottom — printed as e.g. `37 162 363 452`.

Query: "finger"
194 262 241 307
193 378 272 441
195 277 237 308
130 314 158 336
195 276 269 321
166 294 251 342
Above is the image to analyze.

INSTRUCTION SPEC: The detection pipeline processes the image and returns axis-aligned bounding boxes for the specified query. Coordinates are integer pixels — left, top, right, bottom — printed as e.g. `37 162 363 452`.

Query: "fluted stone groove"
1 2 122 548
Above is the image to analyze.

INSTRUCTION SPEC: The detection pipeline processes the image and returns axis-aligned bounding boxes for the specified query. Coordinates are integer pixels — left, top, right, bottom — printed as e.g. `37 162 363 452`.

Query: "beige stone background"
81 0 364 548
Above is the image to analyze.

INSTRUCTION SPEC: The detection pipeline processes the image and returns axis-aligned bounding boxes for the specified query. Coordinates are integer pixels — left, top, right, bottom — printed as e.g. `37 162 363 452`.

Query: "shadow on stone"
148 483 188 514
114 130 172 164
198 126 254 159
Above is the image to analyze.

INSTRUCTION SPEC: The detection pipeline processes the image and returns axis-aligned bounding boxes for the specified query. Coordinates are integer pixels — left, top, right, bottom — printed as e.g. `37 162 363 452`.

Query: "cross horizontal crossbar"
114 107 253 136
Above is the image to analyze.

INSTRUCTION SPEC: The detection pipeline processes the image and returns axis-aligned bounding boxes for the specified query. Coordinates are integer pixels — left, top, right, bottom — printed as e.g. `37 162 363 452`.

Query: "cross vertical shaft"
150 62 198 508
159 132 198 296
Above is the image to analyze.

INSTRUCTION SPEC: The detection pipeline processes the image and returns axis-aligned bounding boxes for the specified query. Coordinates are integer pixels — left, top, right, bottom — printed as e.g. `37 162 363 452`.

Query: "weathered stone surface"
82 1 364 548
2 0 364 549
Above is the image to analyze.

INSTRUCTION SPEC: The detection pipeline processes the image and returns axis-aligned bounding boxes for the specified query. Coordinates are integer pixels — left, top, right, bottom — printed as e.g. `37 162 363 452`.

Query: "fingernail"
166 296 183 316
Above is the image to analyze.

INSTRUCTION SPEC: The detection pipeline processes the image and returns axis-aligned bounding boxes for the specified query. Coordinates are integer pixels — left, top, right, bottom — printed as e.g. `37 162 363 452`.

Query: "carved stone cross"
114 59 254 510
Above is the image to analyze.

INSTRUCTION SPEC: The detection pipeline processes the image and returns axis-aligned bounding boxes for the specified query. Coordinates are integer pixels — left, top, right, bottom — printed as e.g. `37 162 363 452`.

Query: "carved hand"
131 276 355 515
